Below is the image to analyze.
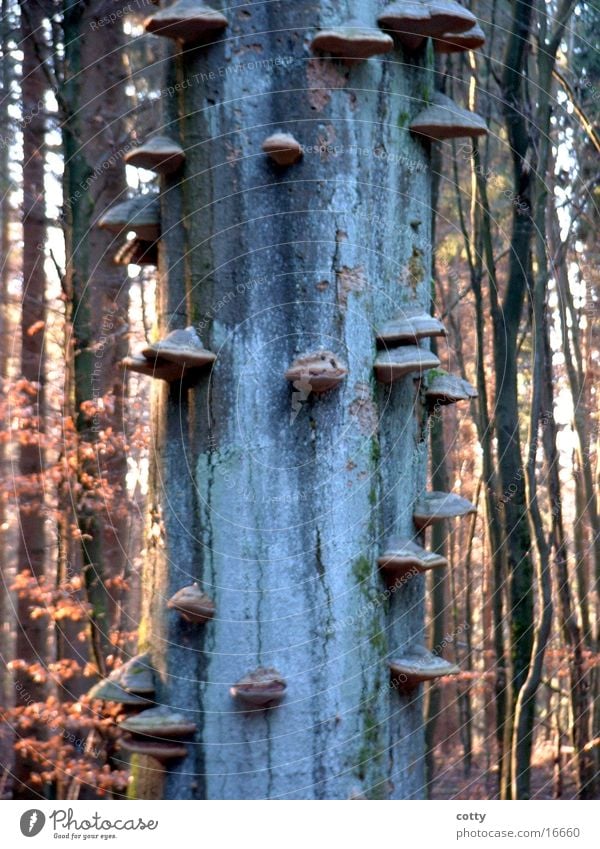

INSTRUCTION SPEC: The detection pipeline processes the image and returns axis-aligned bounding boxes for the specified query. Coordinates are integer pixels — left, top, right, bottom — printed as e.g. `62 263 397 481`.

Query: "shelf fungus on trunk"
86 678 152 708
114 238 158 267
389 646 460 691
376 311 446 345
413 490 477 530
118 706 198 738
285 350 348 393
144 0 228 45
424 371 478 406
377 1 477 51
230 667 287 708
120 354 187 383
311 22 394 62
378 537 448 584
262 132 303 165
410 92 488 141
124 135 186 175
167 584 216 624
110 653 156 696
433 22 485 53
141 326 217 369
98 195 160 241
374 345 440 383
119 736 189 764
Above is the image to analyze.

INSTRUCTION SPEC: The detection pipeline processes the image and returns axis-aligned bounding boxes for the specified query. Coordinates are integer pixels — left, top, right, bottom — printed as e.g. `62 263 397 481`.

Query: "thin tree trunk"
497 0 536 798
60 0 130 672
14 0 48 798
0 0 16 791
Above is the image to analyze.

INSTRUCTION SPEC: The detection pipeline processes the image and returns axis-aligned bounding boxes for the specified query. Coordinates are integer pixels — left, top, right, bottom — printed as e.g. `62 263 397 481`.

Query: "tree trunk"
496 0 537 798
61 0 130 672
136 3 435 800
14 0 49 798
0 0 16 791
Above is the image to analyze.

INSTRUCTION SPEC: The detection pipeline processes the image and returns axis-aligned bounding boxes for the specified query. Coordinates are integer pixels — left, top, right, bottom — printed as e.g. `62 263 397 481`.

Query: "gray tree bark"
138 1 434 800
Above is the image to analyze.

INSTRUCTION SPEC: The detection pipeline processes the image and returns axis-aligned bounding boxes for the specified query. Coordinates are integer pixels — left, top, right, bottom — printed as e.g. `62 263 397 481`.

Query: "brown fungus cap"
118 706 197 738
87 678 151 707
145 0 228 45
376 311 446 345
389 645 460 689
378 1 476 49
109 653 155 696
119 354 187 383
311 22 394 61
425 0 477 34
167 584 216 624
374 346 440 383
119 736 188 763
230 667 287 708
262 132 303 166
98 196 160 241
125 135 186 175
425 371 478 406
377 1 431 50
285 350 348 393
410 92 488 141
141 326 216 369
434 22 486 53
378 538 448 582
413 491 477 530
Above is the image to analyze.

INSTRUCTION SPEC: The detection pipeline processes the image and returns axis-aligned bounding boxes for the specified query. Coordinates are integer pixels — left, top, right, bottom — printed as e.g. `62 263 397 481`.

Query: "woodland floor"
431 743 578 800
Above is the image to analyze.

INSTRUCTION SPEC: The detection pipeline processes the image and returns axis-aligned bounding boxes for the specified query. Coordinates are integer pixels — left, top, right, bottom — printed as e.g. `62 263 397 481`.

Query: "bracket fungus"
425 371 478 406
230 667 287 708
124 135 186 175
141 326 217 369
410 92 488 141
434 22 485 53
145 0 228 45
376 311 446 345
86 678 151 708
118 706 197 738
378 537 447 583
120 354 187 382
119 736 189 764
413 491 477 530
285 350 348 393
262 132 303 166
110 653 155 696
377 1 476 50
374 346 440 383
311 23 394 61
168 584 215 624
114 238 158 267
98 195 160 241
389 646 460 690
